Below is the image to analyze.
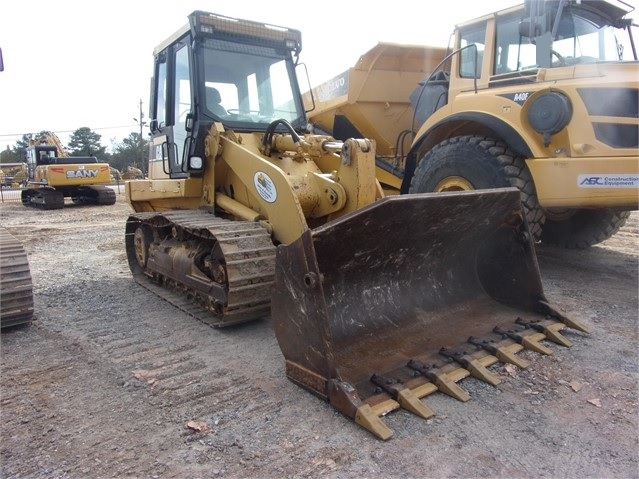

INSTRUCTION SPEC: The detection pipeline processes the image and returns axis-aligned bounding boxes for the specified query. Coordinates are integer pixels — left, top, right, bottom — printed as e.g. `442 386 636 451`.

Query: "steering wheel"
551 50 566 66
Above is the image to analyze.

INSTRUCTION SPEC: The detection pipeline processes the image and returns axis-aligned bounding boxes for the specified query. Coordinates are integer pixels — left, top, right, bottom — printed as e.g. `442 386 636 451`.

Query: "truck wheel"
540 208 630 249
409 135 544 239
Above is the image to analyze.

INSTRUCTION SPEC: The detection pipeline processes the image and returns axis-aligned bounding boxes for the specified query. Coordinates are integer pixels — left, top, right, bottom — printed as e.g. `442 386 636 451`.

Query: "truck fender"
401 112 533 193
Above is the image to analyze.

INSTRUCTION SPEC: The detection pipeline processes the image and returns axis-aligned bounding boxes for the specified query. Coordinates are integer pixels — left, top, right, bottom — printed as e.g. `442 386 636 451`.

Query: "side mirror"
150 119 161 133
185 112 194 133
519 21 542 38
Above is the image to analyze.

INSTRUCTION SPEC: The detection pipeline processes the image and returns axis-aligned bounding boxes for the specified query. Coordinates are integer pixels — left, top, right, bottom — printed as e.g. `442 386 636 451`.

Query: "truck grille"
578 87 639 148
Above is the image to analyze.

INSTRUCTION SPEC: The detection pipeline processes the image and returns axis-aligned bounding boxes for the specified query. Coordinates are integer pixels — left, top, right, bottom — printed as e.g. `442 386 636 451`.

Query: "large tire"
540 208 630 249
409 135 544 239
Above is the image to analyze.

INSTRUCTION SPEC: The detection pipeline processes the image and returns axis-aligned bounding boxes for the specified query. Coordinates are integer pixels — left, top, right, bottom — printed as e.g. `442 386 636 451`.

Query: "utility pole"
133 98 147 177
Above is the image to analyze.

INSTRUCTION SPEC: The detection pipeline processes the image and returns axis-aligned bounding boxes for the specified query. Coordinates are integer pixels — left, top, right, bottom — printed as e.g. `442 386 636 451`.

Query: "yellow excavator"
22 132 116 209
125 10 589 439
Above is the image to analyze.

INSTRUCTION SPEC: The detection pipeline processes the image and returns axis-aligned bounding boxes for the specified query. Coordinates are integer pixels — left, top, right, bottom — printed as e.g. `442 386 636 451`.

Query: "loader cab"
147 11 306 180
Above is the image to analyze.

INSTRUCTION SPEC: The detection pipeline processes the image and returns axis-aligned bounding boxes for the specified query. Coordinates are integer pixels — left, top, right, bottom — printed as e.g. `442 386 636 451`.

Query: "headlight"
189 156 203 170
527 92 572 146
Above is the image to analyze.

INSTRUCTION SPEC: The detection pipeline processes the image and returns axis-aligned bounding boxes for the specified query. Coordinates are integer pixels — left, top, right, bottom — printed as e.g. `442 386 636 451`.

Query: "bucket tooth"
371 398 401 417
493 326 554 356
411 381 439 400
537 300 591 334
515 317 573 347
396 389 436 419
497 344 530 369
328 379 396 440
439 348 501 386
543 323 573 347
522 334 553 355
406 360 471 402
370 374 435 419
355 404 394 441
468 336 530 369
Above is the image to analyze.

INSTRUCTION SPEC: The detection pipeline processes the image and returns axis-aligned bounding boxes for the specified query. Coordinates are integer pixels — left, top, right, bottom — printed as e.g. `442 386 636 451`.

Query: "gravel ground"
1 193 637 479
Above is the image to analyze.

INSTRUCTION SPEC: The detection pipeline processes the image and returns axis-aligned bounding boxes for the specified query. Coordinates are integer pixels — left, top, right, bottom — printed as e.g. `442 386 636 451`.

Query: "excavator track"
21 188 64 210
125 210 276 327
71 186 116 206
0 226 34 328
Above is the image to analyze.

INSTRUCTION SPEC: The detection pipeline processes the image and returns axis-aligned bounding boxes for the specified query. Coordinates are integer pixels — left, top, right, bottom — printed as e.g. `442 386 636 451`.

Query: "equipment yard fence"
0 183 125 204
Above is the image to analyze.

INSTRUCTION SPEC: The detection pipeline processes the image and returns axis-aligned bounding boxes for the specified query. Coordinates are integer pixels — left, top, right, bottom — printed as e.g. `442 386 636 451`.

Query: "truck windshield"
200 39 303 127
493 4 637 74
551 6 637 63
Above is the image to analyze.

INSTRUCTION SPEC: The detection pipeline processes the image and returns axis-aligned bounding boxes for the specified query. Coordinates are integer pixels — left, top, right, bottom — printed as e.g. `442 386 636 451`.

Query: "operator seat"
206 87 228 117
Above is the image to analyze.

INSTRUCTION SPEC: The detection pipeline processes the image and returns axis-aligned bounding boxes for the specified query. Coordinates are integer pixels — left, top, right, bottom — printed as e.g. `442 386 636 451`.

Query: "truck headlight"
527 92 572 147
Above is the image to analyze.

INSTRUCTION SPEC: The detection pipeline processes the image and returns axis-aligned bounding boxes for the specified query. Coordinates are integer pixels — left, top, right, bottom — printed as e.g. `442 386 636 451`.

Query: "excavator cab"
35 147 57 165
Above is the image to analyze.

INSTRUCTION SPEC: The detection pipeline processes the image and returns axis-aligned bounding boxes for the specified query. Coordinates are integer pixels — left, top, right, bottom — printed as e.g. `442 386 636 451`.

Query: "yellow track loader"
0 226 34 329
308 0 639 249
125 10 589 439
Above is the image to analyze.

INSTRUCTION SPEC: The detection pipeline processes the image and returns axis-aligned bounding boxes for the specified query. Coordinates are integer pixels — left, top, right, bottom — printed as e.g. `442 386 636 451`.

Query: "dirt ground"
1 192 637 479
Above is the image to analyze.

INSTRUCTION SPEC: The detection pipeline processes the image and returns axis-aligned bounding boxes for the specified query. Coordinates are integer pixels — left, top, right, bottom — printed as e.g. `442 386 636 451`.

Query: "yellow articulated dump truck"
308 0 638 249
125 10 589 440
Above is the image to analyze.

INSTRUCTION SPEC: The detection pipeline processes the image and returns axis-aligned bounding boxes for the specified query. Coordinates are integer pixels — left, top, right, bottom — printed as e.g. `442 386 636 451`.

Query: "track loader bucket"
271 188 589 440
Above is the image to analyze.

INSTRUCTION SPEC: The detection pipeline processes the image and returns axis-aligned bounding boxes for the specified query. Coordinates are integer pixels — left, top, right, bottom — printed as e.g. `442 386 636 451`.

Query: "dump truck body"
125 9 588 439
307 0 639 248
306 43 447 193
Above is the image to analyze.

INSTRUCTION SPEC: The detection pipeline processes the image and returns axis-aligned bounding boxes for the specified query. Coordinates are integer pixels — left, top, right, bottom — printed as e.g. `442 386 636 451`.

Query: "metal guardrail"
0 182 125 204
0 186 22 203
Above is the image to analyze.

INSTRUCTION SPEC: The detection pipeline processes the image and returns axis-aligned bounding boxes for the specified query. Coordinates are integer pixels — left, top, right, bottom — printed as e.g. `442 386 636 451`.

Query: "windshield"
551 5 636 63
493 4 637 74
200 39 304 127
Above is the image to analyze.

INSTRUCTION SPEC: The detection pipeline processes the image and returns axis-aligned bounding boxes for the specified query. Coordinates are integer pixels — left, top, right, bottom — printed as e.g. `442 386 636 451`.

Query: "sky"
0 0 634 153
